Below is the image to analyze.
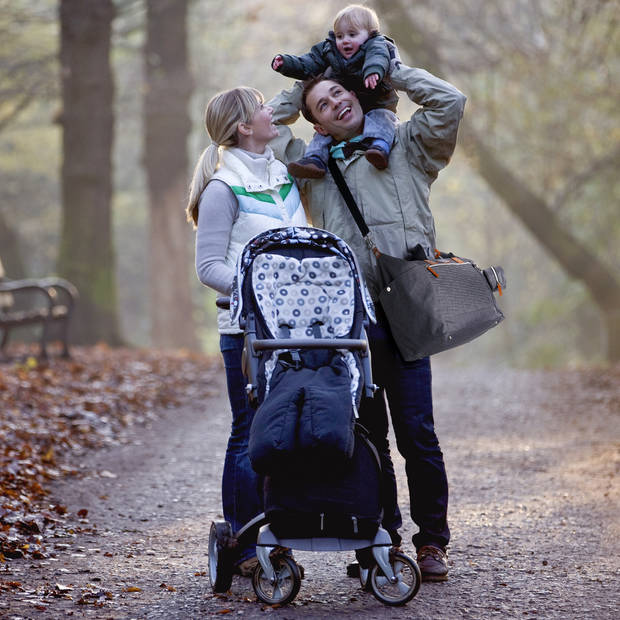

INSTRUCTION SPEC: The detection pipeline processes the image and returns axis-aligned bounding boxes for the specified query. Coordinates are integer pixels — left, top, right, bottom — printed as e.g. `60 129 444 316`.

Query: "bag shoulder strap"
327 157 373 241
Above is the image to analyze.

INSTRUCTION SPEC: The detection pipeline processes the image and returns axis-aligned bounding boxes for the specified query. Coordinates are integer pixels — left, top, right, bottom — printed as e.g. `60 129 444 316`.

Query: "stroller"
208 227 421 606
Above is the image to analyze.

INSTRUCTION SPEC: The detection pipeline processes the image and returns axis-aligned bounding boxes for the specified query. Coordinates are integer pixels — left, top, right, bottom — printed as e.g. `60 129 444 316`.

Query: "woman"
186 87 306 576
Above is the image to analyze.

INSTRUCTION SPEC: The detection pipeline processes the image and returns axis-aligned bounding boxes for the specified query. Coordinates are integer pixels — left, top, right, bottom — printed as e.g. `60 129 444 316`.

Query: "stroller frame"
208 227 421 606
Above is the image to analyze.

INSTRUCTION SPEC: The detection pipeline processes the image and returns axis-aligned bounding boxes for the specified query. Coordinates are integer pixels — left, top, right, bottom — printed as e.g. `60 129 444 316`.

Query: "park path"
3 361 619 619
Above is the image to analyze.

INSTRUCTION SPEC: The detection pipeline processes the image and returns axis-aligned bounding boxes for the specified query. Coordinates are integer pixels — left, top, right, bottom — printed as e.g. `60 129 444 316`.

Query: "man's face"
306 80 364 142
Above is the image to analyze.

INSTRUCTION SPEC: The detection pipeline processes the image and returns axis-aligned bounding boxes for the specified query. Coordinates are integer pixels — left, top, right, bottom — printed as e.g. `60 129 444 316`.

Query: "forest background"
1 0 619 368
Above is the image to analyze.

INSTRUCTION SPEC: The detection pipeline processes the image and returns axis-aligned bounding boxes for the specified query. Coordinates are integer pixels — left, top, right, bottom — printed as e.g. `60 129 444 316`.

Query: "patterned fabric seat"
231 226 376 408
252 254 355 340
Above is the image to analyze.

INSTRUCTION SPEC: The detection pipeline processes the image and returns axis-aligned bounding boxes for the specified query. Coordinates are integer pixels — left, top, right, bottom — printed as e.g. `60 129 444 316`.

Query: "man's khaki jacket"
268 64 466 301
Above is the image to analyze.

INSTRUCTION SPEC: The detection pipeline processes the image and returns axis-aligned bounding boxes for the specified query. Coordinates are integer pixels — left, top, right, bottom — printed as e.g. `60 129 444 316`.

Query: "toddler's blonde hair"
333 4 380 35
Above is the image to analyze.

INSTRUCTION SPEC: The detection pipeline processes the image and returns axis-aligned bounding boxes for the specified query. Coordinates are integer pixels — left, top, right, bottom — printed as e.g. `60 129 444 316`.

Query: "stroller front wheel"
252 555 301 606
369 551 421 606
208 521 235 593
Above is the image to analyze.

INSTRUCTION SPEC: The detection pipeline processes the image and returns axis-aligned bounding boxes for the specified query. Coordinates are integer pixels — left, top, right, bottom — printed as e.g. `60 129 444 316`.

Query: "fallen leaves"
0 579 24 592
0 344 218 563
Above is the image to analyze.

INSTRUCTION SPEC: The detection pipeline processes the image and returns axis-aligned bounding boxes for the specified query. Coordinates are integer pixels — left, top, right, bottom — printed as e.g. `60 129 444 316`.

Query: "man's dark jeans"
358 304 450 550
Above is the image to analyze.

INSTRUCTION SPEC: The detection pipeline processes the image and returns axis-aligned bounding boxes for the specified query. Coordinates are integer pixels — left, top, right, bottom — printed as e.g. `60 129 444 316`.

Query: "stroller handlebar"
252 338 368 352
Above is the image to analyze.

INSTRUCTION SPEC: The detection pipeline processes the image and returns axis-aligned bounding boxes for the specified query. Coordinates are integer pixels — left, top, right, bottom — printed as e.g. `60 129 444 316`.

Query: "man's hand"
364 73 379 89
272 55 284 71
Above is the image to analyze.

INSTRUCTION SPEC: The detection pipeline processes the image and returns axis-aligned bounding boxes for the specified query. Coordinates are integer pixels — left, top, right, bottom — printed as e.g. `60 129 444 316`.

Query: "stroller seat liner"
253 252 361 403
252 253 355 339
230 227 375 327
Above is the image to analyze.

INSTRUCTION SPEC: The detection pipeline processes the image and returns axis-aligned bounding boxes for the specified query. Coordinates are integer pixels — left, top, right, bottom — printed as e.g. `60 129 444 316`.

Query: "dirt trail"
3 361 619 619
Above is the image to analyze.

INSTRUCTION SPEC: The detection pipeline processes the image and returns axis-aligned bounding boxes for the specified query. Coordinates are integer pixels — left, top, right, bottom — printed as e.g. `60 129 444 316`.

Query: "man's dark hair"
301 73 348 124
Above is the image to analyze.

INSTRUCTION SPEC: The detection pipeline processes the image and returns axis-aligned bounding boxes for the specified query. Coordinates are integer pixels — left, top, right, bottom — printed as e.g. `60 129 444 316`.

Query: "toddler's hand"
365 73 379 89
272 55 284 71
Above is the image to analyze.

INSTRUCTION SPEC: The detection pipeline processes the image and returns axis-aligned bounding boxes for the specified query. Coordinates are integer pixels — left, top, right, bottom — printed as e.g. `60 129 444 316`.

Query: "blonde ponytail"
186 86 265 228
186 144 220 226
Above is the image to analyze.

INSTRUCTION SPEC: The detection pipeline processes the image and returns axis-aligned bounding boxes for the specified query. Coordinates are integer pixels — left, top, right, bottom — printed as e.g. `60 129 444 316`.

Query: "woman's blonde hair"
333 4 380 35
186 86 264 226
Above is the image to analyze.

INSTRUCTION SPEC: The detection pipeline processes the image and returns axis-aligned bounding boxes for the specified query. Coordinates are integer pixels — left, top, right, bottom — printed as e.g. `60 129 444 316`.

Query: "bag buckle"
363 233 380 256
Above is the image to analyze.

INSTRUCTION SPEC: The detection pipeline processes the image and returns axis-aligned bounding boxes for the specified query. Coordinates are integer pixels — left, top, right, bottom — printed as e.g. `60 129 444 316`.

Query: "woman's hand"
272 55 284 71
365 73 379 89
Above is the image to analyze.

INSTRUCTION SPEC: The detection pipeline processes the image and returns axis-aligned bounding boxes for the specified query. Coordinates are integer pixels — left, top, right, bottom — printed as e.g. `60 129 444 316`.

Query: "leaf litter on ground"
0 343 219 564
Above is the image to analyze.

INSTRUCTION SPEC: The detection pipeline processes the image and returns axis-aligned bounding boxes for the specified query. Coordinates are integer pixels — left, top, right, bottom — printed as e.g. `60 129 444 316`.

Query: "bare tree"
57 0 122 344
0 211 26 280
143 0 196 349
0 1 58 280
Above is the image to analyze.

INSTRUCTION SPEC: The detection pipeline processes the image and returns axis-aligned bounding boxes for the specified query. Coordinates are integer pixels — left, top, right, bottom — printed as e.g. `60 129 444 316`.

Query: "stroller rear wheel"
252 555 301 606
369 551 421 606
208 521 235 593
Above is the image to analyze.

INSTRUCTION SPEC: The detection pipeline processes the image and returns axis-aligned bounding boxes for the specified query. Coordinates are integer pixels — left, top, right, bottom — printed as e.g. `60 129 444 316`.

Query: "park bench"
0 276 78 360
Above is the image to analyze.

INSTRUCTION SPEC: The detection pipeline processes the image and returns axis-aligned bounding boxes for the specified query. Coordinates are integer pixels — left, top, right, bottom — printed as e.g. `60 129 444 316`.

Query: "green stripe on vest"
230 181 293 204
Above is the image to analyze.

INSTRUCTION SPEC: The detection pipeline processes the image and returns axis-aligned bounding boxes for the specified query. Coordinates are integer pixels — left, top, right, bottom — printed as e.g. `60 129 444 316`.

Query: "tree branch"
552 144 620 210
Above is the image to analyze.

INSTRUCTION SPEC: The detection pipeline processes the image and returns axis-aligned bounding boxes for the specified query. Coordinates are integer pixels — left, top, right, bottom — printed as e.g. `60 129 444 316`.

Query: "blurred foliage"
0 0 59 277
0 0 617 365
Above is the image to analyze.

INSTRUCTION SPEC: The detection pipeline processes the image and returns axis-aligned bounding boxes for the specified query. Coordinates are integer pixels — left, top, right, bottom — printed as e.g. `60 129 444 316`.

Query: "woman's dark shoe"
346 562 361 577
287 156 326 179
416 545 448 581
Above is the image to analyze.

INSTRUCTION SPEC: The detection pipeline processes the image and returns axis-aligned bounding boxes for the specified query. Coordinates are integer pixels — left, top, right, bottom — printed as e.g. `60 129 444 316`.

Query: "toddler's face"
335 26 369 59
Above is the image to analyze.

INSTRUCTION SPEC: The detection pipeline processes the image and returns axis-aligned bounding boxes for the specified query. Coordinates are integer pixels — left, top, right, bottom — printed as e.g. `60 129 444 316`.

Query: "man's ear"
314 123 329 137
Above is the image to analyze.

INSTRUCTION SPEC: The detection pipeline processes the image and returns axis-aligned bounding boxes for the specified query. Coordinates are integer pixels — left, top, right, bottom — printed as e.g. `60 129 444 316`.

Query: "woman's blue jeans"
220 334 263 563
358 304 450 550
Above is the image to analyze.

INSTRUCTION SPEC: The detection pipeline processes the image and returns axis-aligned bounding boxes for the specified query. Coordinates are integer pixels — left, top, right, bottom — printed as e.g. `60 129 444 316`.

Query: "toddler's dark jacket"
273 31 399 112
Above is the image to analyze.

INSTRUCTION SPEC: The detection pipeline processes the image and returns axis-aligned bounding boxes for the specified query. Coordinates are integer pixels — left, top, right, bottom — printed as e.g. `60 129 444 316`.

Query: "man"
268 62 466 582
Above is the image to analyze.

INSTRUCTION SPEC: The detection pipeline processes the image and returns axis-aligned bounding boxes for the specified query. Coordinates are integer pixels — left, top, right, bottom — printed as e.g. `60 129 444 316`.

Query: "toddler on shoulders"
272 3 400 178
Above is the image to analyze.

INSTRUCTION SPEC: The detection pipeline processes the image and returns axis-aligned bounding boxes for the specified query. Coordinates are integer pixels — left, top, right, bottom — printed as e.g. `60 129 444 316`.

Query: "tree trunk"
375 0 620 362
0 210 27 279
58 0 121 345
143 0 196 350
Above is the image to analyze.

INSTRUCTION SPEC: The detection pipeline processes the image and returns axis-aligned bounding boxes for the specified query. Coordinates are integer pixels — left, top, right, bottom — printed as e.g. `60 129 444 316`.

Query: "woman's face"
246 103 278 144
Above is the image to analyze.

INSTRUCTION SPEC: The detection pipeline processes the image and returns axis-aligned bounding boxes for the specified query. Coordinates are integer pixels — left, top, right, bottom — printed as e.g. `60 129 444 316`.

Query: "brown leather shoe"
365 147 389 170
417 545 448 582
287 158 326 179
